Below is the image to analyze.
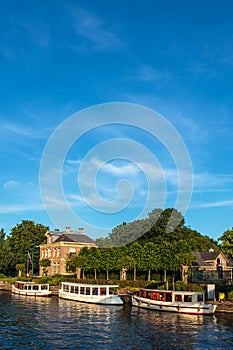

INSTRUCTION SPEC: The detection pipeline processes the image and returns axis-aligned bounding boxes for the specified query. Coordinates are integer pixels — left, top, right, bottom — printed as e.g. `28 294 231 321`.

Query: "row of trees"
0 209 232 280
66 241 195 282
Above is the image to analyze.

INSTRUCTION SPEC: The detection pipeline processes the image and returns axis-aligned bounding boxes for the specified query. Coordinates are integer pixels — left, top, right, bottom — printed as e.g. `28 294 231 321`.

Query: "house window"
53 248 56 257
57 248 60 257
48 249 51 258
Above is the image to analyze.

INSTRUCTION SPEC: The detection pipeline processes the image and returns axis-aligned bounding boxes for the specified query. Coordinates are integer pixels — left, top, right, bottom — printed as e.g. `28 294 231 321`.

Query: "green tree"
0 229 13 276
158 241 179 283
7 220 48 276
128 242 144 281
117 256 135 280
142 242 159 282
39 259 51 276
218 228 233 259
87 247 101 279
99 248 115 280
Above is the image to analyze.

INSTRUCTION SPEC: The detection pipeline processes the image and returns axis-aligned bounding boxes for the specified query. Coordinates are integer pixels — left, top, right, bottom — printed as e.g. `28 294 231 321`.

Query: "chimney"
78 228 84 234
66 226 71 233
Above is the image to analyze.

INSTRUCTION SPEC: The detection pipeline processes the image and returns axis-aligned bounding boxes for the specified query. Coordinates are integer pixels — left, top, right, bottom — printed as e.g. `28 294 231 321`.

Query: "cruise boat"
132 288 217 315
59 282 123 305
12 281 52 297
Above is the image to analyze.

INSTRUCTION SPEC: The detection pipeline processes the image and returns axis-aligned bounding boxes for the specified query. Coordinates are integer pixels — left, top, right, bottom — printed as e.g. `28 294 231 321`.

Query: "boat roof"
61 282 119 288
140 288 204 294
15 281 48 285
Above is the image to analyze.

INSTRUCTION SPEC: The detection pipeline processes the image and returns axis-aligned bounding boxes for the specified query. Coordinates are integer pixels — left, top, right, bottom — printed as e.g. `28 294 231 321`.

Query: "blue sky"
0 0 233 241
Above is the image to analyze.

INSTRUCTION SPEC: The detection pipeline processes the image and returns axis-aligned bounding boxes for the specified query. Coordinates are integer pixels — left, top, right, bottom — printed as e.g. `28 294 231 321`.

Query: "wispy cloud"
194 172 233 190
191 199 233 209
0 120 32 137
0 203 44 214
3 180 20 190
128 64 171 86
67 6 123 51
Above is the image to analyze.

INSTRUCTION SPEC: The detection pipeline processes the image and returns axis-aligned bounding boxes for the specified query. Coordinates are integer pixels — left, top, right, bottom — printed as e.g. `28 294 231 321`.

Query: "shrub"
227 290 233 301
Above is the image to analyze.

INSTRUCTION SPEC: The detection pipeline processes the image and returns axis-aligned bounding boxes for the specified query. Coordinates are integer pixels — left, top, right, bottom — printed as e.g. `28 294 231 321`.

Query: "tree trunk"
94 269 97 280
181 265 188 283
133 265 136 281
120 268 127 280
82 269 85 279
106 270 109 280
76 267 81 279
164 269 167 282
148 268 151 282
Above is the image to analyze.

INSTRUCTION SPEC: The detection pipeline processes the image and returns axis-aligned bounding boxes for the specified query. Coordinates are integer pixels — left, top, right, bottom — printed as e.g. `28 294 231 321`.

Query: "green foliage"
6 220 48 275
227 290 233 300
95 208 218 252
175 280 204 292
39 259 51 267
218 227 233 259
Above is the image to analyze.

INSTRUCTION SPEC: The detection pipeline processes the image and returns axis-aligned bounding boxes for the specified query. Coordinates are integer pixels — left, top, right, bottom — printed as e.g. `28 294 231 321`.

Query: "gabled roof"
192 251 231 267
54 233 95 244
192 252 211 267
200 251 221 261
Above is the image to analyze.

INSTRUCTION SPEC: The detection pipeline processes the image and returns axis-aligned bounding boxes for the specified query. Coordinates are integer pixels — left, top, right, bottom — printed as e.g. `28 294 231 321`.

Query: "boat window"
33 285 39 290
175 294 182 302
150 292 156 300
75 286 79 293
92 288 98 295
64 284 69 292
159 293 165 301
101 288 107 296
165 293 172 302
70 286 75 293
198 294 203 302
184 295 192 302
80 287 85 294
86 287 90 295
41 285 48 290
146 292 151 299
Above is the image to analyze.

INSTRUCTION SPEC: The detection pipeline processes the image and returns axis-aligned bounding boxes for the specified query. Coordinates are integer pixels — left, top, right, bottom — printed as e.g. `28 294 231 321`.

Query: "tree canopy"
95 208 218 251
4 220 48 275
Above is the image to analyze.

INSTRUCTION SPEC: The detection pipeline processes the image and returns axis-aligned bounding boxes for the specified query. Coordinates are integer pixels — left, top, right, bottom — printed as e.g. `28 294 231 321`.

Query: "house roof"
200 251 220 261
192 252 211 267
54 233 95 244
192 251 233 267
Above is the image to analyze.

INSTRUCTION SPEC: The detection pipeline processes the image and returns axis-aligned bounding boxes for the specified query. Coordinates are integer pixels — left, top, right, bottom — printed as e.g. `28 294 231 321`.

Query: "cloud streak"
67 6 123 51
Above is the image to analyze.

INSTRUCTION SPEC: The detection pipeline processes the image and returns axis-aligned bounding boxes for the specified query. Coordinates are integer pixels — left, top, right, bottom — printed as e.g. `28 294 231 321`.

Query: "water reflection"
1 291 233 349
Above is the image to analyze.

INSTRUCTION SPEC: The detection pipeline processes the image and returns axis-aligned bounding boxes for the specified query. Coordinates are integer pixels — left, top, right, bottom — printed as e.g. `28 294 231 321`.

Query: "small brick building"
39 227 96 276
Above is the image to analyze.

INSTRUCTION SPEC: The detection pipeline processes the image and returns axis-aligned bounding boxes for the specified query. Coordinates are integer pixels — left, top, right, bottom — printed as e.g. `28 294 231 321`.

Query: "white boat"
12 281 52 297
59 282 123 305
132 288 217 315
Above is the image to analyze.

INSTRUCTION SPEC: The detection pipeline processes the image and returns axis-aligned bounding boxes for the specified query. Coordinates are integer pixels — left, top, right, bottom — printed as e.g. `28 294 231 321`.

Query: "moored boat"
132 288 217 315
12 281 52 297
59 282 123 305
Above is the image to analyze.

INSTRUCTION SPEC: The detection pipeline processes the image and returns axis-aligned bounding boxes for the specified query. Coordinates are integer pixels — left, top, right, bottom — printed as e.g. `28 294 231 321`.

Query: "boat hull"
132 295 216 315
12 285 52 297
59 290 123 305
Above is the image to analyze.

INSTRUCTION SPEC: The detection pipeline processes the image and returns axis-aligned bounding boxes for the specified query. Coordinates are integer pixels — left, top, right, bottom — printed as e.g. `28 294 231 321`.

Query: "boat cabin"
60 282 119 297
14 281 50 292
138 289 204 304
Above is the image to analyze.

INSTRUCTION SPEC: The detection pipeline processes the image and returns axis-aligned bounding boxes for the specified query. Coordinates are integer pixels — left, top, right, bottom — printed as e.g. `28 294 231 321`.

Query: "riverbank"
2 282 233 313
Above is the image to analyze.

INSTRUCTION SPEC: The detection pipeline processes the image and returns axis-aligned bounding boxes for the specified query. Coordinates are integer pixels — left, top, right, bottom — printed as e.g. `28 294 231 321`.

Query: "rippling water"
1 291 233 349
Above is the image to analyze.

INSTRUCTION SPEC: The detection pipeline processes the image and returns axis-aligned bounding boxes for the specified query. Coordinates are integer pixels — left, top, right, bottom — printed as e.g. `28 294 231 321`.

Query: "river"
0 291 233 349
